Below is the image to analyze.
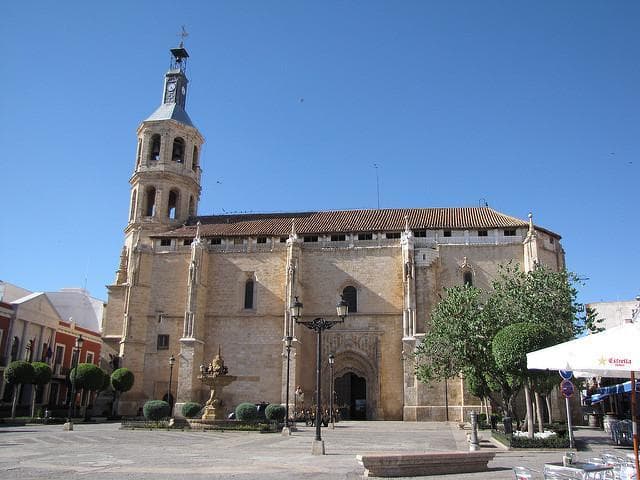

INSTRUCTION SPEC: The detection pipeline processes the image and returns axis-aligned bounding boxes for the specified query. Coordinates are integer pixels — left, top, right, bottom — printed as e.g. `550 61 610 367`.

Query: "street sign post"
560 379 576 449
559 370 573 380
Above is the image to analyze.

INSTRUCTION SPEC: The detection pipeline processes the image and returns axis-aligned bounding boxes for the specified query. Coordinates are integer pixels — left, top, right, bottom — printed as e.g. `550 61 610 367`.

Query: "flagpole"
631 371 639 480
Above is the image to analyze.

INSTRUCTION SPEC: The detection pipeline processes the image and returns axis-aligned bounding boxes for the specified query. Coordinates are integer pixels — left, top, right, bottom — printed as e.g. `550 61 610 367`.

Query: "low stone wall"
356 451 496 478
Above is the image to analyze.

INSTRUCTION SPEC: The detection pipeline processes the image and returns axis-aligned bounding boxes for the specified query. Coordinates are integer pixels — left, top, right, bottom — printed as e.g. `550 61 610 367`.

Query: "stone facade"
103 46 566 421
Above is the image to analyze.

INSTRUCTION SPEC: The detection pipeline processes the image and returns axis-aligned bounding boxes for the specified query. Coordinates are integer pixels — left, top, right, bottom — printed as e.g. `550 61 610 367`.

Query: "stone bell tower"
105 42 205 415
123 42 205 251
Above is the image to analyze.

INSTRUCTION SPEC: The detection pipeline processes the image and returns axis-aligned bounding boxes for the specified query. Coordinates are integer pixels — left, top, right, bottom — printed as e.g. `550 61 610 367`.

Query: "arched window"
149 134 161 162
144 186 156 217
167 189 179 219
188 195 195 216
135 139 142 168
129 190 137 221
342 286 357 313
244 279 255 309
192 145 199 171
463 271 473 287
172 137 185 163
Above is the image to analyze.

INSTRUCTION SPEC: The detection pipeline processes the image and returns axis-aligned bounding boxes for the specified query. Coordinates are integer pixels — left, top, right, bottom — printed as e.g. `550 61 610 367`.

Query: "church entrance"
335 372 367 420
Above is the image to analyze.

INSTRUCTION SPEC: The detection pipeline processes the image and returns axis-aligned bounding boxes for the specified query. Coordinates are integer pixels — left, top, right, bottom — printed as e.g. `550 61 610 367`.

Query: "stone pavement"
0 421 632 479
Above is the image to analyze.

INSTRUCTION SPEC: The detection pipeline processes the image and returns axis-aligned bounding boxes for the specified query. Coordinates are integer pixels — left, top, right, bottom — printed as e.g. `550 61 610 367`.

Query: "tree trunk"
11 384 19 419
31 384 37 418
524 380 534 438
534 390 544 433
545 395 553 423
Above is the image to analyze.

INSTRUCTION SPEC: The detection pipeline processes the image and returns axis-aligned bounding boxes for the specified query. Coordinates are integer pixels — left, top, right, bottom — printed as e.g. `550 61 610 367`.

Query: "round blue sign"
559 370 573 380
560 379 575 398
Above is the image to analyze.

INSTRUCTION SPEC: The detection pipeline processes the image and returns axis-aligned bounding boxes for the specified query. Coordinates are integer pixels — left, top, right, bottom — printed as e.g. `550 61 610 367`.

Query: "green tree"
110 368 135 416
70 363 107 416
30 362 52 418
3 361 35 418
414 262 585 419
492 322 555 437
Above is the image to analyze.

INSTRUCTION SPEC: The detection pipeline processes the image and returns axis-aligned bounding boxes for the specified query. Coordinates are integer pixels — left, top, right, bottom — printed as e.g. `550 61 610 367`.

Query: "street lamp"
64 334 84 431
282 335 293 435
328 353 335 429
168 355 176 416
290 295 348 455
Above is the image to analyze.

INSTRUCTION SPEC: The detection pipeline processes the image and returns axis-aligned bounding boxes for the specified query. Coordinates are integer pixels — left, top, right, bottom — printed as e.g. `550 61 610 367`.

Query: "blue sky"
1 1 638 305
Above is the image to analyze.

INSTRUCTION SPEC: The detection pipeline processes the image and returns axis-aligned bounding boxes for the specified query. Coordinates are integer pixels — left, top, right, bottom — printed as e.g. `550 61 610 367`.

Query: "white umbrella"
527 321 639 479
527 321 640 377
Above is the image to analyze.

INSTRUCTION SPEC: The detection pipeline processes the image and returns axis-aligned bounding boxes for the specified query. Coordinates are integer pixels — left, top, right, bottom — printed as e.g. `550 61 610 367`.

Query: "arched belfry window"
463 271 473 287
167 189 179 220
192 145 199 171
188 195 195 216
129 190 137 221
144 186 156 217
172 137 185 163
342 286 357 313
136 139 142 168
149 134 161 162
244 278 255 309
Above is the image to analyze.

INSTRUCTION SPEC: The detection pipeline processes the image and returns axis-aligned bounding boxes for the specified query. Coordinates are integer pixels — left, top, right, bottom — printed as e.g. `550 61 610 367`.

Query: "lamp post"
64 334 84 431
168 355 176 416
328 353 335 429
290 295 348 455
282 335 293 435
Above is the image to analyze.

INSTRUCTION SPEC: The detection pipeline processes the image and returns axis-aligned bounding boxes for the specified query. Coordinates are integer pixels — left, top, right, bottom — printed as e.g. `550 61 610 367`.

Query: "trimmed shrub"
143 400 171 420
235 402 258 421
111 368 135 394
182 402 202 418
31 362 52 386
265 403 285 422
4 360 35 385
71 363 105 391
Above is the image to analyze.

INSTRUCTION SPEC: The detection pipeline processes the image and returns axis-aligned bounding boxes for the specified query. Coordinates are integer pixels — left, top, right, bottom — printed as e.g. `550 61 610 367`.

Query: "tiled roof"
155 207 560 239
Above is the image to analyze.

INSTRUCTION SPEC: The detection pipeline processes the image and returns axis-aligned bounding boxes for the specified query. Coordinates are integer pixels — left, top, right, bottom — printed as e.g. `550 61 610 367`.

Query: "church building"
103 45 565 421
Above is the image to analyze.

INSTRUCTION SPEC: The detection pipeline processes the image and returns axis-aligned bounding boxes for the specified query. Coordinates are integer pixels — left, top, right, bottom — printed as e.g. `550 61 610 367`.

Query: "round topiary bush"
111 368 135 394
265 403 285 422
182 402 202 418
71 363 105 391
143 400 171 420
235 402 258 421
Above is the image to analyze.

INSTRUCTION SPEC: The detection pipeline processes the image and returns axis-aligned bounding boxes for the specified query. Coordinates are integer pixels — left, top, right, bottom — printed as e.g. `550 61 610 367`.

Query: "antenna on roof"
478 198 488 207
373 163 381 209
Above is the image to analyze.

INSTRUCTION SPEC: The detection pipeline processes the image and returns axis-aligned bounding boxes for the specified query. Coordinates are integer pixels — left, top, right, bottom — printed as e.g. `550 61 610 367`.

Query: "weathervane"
178 25 189 47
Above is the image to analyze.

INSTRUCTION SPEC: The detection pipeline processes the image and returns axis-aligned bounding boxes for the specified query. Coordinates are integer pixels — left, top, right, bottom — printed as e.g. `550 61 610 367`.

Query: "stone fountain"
197 348 237 421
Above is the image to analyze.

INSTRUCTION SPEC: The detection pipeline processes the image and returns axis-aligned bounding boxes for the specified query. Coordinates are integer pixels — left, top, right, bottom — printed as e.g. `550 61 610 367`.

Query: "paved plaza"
0 421 629 479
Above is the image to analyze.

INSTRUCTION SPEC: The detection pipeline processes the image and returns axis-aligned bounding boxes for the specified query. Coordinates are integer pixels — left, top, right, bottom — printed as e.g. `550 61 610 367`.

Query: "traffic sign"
559 370 573 380
560 379 575 398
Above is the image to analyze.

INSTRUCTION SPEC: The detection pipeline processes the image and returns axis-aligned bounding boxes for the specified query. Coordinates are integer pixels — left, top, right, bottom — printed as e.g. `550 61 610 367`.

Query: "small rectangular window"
160 238 171 246
331 234 345 242
477 230 488 237
504 229 517 236
386 232 401 239
549 237 555 244
358 233 373 241
414 230 427 237
210 238 222 245
303 235 318 242
234 238 244 245
257 237 267 244
86 351 95 364
280 236 288 243
183 238 193 246
157 334 169 350
443 230 452 237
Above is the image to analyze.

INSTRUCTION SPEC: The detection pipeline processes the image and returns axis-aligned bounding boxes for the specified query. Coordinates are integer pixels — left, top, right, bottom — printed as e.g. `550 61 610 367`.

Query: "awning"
587 380 640 404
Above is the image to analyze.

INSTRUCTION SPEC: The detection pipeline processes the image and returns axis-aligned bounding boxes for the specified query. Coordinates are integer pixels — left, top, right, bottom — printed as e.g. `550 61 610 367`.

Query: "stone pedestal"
312 439 325 455
201 375 237 420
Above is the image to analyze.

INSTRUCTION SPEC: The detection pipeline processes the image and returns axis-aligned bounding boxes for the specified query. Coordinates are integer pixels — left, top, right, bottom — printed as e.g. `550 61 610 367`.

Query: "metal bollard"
469 411 479 451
